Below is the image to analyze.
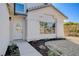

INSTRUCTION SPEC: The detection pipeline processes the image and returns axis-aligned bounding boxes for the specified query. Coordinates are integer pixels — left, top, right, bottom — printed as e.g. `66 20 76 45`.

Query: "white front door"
11 19 24 40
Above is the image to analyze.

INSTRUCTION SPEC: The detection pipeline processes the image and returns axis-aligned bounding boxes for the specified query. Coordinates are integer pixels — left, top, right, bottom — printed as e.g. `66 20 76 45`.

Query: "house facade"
0 3 67 55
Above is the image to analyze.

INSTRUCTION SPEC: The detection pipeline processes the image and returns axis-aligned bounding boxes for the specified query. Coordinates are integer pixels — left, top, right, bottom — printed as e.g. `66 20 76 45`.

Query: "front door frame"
10 18 26 41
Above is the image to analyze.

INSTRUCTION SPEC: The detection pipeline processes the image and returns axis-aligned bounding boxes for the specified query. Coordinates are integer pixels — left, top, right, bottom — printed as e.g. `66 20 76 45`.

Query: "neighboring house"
0 3 68 56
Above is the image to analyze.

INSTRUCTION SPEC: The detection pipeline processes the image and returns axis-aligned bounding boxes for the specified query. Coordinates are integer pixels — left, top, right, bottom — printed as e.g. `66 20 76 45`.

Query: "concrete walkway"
12 40 42 56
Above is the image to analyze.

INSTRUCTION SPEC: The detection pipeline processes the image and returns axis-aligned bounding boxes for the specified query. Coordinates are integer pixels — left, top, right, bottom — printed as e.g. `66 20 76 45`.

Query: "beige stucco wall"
26 6 66 41
7 4 66 42
0 4 10 55
28 6 66 20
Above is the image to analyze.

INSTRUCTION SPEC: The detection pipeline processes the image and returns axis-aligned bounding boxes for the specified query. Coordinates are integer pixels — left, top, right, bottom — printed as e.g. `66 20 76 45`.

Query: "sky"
53 3 79 23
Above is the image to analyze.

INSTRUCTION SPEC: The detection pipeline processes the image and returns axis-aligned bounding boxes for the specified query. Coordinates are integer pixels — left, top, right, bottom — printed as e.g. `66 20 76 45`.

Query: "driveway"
66 36 79 44
45 37 79 56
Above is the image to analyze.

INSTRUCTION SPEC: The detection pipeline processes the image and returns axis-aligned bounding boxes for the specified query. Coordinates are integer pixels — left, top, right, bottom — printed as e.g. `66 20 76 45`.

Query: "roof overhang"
51 4 68 19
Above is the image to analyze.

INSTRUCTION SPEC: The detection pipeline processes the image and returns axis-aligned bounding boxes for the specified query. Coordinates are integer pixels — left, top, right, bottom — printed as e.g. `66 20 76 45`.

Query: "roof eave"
50 4 68 19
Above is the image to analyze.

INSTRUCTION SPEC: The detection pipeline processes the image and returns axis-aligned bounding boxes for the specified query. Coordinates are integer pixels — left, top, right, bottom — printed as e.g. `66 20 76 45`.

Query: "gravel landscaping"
29 40 49 56
29 38 65 56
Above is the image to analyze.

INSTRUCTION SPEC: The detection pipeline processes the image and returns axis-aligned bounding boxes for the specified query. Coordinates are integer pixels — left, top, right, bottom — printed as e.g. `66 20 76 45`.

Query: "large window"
40 21 56 34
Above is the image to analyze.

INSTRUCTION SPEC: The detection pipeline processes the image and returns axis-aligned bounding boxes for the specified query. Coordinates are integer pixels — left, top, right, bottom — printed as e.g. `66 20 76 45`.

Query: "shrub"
5 44 20 56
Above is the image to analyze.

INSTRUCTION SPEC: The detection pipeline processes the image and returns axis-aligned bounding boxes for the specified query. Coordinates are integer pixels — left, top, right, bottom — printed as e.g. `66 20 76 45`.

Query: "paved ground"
45 38 79 56
12 40 42 56
66 37 79 44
